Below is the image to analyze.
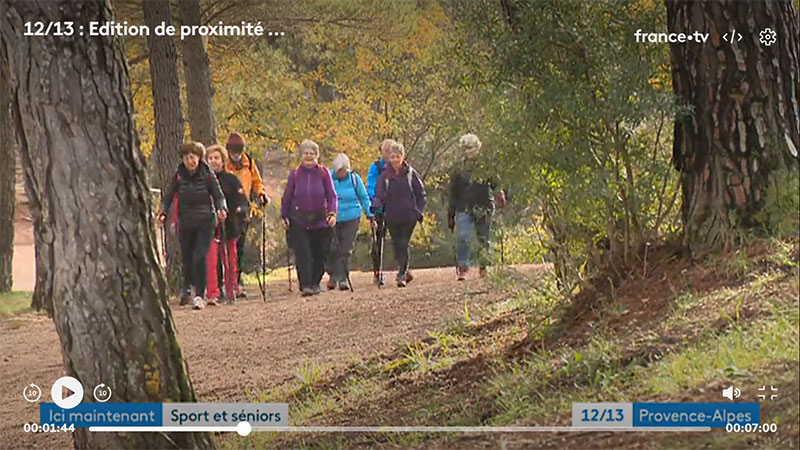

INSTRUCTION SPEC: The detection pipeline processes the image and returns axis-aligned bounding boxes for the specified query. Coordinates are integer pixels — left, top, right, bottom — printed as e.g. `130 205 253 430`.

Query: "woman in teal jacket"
326 153 373 290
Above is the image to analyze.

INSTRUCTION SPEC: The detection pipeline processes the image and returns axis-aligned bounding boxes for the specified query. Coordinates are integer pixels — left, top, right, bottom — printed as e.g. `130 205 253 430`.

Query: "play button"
51 376 84 409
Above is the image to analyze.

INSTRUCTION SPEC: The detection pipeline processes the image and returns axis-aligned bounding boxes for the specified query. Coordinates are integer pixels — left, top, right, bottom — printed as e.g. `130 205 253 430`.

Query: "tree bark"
178 0 218 145
667 0 800 256
0 1 214 448
0 62 13 292
144 0 184 294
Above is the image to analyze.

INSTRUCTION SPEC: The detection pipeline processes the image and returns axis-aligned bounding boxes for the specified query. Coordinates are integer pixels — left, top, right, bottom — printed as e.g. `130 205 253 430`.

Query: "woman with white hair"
324 153 373 290
281 140 338 296
373 142 427 287
447 133 505 280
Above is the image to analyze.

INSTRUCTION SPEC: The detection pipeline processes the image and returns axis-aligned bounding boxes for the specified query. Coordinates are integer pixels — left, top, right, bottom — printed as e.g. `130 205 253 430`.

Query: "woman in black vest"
158 142 227 309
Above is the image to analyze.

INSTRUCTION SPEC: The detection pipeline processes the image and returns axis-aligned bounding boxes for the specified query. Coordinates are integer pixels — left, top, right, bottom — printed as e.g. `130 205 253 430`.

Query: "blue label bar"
633 402 759 428
40 403 162 428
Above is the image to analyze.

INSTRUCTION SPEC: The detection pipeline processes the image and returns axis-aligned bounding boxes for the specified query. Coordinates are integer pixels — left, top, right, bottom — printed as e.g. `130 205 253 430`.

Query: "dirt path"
0 265 545 449
11 202 35 291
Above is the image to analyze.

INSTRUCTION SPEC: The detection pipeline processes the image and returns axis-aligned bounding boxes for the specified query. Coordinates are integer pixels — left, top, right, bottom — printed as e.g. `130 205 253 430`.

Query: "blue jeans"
456 212 491 270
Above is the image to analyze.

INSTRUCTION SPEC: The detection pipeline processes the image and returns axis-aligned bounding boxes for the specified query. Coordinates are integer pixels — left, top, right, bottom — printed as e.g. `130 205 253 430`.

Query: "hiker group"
158 131 504 308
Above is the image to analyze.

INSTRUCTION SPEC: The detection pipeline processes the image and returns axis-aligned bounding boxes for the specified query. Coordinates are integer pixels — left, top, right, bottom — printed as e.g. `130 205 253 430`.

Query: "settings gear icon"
759 28 777 46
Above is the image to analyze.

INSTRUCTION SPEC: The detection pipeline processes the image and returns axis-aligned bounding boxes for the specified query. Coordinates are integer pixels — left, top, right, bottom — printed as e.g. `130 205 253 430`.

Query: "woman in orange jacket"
225 132 270 297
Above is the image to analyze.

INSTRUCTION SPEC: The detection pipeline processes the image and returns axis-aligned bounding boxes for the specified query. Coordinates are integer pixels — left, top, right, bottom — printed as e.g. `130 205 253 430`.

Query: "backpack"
294 164 330 185
384 166 416 203
374 159 385 176
292 164 334 207
349 172 359 197
329 169 360 199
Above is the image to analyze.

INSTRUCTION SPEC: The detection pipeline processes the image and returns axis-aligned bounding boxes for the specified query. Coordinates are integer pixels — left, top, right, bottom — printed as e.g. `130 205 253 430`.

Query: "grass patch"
0 291 33 318
225 238 799 449
643 302 799 396
239 266 296 286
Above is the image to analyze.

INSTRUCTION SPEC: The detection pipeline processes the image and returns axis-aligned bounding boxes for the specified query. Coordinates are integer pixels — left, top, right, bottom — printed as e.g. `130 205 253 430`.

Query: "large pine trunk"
179 0 218 146
0 1 214 448
144 0 184 294
0 64 13 292
667 0 800 256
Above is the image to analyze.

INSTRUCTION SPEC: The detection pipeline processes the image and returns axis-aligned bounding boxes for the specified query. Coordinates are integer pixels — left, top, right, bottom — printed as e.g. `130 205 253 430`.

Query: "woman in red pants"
205 144 249 305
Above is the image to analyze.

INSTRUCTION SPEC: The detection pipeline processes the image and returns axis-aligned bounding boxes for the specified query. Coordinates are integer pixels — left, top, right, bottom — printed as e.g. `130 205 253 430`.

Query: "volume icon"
722 385 741 401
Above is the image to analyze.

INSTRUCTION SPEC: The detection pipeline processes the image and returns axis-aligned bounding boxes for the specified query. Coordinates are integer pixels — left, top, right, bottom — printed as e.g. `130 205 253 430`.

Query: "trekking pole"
285 227 293 292
159 220 168 269
344 237 354 293
220 220 229 299
377 218 385 289
260 205 267 302
254 218 265 301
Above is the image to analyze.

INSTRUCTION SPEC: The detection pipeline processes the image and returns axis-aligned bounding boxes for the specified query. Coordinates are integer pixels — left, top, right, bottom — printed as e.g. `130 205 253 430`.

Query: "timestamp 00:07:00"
726 423 778 433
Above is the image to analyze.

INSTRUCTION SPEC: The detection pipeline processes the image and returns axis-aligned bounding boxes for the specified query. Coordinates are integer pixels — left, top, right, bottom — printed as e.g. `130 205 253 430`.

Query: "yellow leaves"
355 46 378 74
647 63 672 91
283 139 299 153
129 58 155 158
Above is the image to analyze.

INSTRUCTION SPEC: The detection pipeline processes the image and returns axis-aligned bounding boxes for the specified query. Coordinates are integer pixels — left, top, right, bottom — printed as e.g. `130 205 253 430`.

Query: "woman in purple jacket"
372 142 427 287
281 140 338 296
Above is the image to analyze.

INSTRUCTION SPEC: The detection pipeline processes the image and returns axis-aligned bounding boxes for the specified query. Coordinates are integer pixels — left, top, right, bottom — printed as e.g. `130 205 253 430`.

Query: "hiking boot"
479 267 488 279
179 287 195 306
236 284 247 298
326 278 336 290
301 287 314 297
373 273 385 286
404 272 414 284
206 298 219 306
192 296 206 310
396 274 407 288
456 267 469 281
179 290 192 306
311 284 322 295
338 281 350 291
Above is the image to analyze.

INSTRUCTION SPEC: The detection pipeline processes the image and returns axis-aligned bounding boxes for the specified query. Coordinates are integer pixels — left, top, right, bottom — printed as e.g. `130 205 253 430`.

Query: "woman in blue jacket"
326 153 373 290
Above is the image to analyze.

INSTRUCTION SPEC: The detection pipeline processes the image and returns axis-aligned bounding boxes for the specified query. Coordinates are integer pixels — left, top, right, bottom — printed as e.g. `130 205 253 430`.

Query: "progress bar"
90 424 712 436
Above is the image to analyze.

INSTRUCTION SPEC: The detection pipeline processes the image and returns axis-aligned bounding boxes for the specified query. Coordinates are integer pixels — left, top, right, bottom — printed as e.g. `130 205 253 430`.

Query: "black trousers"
385 221 416 278
289 223 333 290
370 216 386 274
179 222 214 296
236 219 249 285
326 219 360 283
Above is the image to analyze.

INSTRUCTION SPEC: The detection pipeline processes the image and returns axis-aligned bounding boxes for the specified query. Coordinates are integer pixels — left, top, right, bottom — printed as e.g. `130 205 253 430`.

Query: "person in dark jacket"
281 140 338 297
158 142 228 309
447 133 505 280
372 142 426 287
205 144 249 305
366 139 393 286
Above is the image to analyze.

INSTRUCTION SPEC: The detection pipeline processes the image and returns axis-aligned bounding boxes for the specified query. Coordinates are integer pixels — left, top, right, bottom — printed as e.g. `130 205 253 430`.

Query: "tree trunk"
0 63 13 292
667 0 800 256
178 0 218 145
0 1 214 448
144 0 184 294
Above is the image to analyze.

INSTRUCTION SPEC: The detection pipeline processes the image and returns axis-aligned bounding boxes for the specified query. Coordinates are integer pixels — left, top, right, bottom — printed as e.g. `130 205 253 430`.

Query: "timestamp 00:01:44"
23 423 76 433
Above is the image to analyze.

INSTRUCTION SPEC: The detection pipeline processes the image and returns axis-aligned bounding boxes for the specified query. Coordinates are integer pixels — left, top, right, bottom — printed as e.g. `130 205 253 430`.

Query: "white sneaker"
192 296 205 310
